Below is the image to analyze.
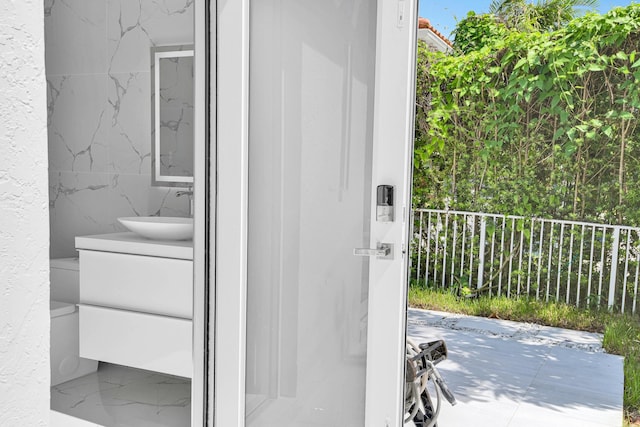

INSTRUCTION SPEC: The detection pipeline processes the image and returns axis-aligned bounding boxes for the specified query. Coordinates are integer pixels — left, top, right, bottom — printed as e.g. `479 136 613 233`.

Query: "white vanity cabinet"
75 232 193 378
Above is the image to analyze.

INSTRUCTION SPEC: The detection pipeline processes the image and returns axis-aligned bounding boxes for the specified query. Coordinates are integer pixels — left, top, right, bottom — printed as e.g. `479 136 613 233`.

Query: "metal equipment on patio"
405 338 457 427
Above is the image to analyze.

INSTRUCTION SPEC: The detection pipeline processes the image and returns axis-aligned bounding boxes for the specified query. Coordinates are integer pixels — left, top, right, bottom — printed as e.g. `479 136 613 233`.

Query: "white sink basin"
118 217 193 241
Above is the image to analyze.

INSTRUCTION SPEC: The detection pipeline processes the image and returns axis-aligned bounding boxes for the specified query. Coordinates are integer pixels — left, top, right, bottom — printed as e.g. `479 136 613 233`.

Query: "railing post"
477 217 486 290
598 228 607 307
416 211 423 285
622 230 631 313
633 233 640 314
442 212 450 289
468 215 476 289
608 227 621 310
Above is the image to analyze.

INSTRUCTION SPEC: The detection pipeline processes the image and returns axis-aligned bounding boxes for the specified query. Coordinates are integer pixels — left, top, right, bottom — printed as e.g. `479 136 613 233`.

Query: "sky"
418 0 638 39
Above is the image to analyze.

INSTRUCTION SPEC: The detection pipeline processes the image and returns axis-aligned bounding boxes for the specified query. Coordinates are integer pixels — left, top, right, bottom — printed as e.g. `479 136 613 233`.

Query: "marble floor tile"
51 363 190 427
51 410 102 427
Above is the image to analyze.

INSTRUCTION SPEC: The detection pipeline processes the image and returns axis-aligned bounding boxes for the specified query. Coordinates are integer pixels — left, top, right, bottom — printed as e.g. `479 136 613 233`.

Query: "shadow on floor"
408 308 624 427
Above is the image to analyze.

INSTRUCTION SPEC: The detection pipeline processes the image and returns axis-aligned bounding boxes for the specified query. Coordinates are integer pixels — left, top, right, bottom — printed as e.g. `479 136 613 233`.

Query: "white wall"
0 1 50 426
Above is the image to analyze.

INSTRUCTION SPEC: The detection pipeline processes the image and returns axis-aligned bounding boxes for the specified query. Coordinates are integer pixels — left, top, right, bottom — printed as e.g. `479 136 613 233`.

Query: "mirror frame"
151 44 195 187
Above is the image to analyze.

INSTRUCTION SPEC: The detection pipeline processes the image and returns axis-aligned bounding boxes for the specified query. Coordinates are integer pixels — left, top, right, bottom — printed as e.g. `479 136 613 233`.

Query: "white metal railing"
410 208 640 314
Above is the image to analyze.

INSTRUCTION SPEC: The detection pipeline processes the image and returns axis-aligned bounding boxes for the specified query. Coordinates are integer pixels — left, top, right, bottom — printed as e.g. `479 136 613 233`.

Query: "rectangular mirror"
151 45 194 187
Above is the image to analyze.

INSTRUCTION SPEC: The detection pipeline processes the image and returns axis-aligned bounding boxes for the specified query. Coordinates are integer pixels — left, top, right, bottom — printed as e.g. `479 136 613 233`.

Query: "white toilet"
50 257 98 386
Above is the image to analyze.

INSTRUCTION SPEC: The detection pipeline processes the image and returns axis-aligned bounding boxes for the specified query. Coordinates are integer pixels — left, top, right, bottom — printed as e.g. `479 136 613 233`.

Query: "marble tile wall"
45 0 194 258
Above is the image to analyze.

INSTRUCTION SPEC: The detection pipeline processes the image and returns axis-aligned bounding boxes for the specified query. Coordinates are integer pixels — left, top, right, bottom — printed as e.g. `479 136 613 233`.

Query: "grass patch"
409 285 640 423
604 316 640 424
408 285 608 331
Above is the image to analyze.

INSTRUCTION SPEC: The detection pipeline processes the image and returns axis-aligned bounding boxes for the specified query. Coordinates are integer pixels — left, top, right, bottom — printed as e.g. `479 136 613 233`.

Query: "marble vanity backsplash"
45 0 194 258
49 172 189 258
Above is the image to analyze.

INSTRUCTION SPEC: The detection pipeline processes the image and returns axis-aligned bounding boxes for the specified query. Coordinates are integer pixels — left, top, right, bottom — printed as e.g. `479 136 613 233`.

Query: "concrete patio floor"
407 308 625 427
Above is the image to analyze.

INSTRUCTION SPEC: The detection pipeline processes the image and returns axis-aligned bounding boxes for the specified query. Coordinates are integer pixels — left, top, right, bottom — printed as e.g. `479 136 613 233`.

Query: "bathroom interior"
45 0 407 425
46 0 196 426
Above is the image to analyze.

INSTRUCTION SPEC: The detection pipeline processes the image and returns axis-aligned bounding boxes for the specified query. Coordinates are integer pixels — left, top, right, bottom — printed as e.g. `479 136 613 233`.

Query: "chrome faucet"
176 188 193 217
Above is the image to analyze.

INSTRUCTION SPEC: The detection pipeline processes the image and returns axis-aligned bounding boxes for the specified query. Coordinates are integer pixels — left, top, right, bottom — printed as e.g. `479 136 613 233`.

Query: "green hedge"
415 5 640 226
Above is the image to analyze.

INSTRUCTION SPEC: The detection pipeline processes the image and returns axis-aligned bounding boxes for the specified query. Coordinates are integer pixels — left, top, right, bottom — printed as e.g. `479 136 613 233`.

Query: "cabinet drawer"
79 305 192 378
79 250 192 319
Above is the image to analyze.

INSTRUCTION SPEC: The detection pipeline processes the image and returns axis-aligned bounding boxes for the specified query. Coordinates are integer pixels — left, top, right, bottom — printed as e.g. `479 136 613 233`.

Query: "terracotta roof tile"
418 17 453 48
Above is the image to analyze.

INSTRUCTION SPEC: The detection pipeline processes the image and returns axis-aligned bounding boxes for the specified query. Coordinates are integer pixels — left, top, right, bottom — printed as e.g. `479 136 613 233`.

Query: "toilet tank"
50 257 80 304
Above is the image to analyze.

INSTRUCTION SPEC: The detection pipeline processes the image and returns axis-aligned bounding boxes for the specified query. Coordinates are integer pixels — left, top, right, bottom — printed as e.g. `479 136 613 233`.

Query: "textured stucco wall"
0 1 50 426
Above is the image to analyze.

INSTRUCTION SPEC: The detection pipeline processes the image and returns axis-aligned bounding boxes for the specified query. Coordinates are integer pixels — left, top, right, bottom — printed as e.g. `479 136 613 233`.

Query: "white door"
214 0 418 425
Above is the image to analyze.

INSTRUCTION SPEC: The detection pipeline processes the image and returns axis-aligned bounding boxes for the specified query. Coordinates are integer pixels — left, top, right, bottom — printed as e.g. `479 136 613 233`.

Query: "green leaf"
589 119 603 128
553 127 566 141
514 58 528 70
564 142 578 157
